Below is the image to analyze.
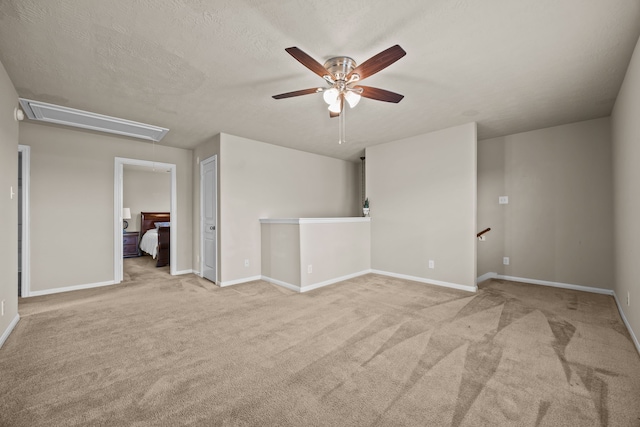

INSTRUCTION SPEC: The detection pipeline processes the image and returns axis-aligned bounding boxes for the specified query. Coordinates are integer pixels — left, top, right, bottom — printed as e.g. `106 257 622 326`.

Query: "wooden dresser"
123 231 140 258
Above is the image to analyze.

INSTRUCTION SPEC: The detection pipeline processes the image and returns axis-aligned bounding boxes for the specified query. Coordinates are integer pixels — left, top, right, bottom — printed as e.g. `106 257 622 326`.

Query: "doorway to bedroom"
123 165 171 279
114 157 177 284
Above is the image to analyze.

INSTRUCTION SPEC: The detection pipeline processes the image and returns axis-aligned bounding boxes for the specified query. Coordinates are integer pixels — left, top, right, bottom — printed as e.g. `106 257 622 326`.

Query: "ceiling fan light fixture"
344 91 361 108
323 88 339 105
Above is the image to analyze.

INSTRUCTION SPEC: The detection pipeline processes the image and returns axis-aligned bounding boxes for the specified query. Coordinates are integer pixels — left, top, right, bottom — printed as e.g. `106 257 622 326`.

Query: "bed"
139 212 170 267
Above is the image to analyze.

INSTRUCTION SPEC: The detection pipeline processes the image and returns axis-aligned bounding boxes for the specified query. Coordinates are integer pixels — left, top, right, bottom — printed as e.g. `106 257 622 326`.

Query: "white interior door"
201 156 217 283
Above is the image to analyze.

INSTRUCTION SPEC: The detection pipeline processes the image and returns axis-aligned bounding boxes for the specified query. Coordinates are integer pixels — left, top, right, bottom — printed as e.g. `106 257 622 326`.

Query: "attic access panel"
19 98 169 142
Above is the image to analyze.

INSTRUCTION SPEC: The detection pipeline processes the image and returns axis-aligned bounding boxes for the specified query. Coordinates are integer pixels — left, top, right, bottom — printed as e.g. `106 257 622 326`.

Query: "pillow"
154 221 170 228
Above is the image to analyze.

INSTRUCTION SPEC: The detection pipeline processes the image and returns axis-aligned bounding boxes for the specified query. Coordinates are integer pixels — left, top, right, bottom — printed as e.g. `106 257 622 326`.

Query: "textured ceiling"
1 0 639 161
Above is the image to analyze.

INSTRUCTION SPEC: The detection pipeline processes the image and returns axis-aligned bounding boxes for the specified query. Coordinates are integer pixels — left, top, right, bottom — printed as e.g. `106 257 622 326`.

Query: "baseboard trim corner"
371 270 477 293
612 292 640 356
0 314 20 349
29 280 117 297
219 275 262 287
261 276 301 292
476 272 498 284
263 270 373 293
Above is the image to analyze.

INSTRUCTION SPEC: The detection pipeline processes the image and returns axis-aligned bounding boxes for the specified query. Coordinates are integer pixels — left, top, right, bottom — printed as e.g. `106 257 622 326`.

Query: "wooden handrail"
477 228 491 238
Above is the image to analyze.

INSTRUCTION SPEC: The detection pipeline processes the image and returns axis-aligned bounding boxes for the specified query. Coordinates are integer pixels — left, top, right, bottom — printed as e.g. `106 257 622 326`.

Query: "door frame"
200 155 218 283
114 157 177 283
18 145 30 297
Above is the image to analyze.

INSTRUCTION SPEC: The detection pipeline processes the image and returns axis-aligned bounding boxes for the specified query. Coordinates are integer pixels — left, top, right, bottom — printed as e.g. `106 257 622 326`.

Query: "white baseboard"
612 292 640 356
29 280 116 297
371 270 477 293
476 272 497 284
0 314 20 349
261 276 300 292
174 269 194 275
262 270 372 293
218 275 262 287
495 274 614 296
300 270 372 293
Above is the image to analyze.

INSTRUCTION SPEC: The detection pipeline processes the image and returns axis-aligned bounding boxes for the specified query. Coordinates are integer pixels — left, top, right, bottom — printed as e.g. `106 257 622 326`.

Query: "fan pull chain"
339 106 346 144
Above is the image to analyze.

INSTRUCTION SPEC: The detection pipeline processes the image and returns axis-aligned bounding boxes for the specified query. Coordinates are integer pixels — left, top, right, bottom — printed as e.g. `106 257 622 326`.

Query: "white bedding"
139 228 159 259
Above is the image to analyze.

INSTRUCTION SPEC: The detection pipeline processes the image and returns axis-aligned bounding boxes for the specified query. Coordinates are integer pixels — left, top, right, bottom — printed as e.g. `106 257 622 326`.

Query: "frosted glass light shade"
328 99 342 113
323 88 339 105
344 91 361 108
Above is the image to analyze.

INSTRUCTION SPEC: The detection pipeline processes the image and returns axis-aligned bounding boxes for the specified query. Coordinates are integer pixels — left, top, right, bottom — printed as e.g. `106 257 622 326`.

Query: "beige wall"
612 34 640 343
366 123 477 288
261 220 371 290
0 59 19 340
20 122 193 292
123 168 171 232
299 221 370 288
219 134 359 284
478 118 614 289
261 223 301 287
476 137 506 275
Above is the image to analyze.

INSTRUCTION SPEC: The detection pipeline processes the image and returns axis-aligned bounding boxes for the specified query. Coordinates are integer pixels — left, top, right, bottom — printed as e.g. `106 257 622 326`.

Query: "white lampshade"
322 88 339 105
344 91 361 108
328 99 342 113
122 208 131 220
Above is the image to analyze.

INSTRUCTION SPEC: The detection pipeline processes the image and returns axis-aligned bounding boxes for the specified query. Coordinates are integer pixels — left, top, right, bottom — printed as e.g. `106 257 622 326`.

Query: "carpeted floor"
1 256 639 426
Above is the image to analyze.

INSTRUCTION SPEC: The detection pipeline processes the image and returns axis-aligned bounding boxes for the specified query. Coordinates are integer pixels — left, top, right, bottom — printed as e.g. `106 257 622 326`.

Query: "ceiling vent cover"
18 98 169 142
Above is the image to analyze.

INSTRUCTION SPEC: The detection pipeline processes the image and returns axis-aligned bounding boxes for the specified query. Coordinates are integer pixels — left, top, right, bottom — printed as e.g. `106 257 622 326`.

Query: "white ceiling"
1 0 639 161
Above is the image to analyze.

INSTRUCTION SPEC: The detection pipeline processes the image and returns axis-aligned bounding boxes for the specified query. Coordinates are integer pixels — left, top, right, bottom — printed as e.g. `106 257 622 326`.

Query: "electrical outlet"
499 196 509 204
503 257 510 265
478 235 486 241
628 291 631 307
244 259 249 267
1 300 4 316
428 260 435 269
308 265 313 274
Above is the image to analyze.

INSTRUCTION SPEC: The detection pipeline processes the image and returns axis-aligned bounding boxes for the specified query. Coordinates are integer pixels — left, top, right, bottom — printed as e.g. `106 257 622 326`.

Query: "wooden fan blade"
330 110 340 118
285 47 333 79
272 88 321 99
348 45 406 80
357 85 404 103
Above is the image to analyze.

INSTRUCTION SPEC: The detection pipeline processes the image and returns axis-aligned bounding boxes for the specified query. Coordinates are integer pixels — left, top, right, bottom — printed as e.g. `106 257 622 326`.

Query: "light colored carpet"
1 256 639 426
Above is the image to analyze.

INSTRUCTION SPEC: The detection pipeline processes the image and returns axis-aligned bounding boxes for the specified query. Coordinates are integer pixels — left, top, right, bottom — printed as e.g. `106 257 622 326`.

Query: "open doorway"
114 157 177 283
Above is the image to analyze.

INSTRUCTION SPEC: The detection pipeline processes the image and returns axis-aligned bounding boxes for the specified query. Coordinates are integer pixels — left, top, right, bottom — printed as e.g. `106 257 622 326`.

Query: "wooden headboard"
140 212 170 235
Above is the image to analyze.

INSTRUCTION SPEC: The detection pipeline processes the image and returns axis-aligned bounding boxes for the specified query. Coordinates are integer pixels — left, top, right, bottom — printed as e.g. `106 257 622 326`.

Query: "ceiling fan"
272 45 406 118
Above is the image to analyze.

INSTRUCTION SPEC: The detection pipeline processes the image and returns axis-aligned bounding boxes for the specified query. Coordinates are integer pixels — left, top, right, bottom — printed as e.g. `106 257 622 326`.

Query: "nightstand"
123 231 140 258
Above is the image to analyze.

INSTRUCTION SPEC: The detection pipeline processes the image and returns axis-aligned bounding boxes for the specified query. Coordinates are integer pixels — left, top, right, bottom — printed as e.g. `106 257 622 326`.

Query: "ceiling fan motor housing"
324 57 357 80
